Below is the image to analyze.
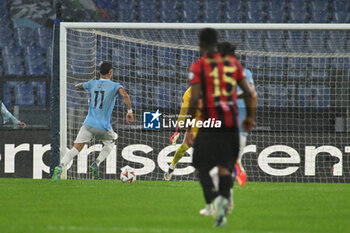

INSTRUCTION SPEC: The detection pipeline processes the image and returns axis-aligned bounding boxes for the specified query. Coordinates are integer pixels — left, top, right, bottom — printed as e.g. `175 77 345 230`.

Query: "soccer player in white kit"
52 62 134 181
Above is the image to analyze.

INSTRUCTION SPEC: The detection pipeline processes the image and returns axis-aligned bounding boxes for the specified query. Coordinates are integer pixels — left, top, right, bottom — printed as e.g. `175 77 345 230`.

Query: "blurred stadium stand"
0 0 349 120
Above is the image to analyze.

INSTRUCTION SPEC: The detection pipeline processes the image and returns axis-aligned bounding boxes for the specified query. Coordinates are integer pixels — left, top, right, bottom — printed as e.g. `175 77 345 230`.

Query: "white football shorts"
74 125 118 145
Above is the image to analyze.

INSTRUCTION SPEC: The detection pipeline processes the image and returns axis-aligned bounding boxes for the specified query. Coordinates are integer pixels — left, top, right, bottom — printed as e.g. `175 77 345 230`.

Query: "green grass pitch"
0 178 349 233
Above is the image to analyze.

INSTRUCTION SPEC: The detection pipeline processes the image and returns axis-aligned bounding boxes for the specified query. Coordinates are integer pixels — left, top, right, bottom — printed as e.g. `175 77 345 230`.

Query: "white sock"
169 164 175 170
60 147 79 168
96 145 113 166
206 204 212 211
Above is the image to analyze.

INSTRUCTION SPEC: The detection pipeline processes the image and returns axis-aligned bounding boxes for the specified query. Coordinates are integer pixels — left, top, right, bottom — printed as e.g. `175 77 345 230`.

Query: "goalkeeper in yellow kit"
164 86 200 181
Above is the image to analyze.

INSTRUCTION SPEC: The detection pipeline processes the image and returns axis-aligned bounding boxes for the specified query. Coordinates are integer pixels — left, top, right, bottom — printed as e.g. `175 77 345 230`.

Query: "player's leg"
164 129 193 181
198 166 218 216
214 130 239 227
235 134 247 186
52 126 92 181
90 128 118 179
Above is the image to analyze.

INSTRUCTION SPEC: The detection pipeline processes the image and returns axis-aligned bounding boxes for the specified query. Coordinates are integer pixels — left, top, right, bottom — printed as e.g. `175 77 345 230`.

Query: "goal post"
58 23 350 182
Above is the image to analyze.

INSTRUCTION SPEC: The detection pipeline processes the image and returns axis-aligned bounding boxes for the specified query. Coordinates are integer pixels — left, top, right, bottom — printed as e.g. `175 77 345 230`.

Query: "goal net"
60 23 350 182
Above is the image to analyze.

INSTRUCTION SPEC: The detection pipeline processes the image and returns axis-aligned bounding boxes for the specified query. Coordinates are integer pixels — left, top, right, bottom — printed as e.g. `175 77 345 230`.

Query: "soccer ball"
120 167 136 183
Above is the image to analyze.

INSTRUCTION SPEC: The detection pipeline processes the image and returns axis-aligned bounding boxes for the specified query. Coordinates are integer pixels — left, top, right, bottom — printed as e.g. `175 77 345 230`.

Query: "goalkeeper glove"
170 128 180 145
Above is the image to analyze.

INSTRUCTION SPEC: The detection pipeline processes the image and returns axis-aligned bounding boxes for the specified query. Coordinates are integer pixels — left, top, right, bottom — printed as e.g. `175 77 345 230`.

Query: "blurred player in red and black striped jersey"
187 28 255 227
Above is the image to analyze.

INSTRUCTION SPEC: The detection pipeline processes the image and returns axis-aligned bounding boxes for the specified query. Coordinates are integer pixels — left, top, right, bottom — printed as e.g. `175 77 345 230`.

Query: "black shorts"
192 127 239 172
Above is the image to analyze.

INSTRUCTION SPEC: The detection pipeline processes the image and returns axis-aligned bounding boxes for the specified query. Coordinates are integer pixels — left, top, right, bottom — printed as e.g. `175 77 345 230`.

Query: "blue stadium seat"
289 0 308 10
182 9 200 22
310 70 328 79
117 82 142 108
2 55 24 76
35 27 53 49
307 40 327 53
244 55 264 69
266 31 285 39
285 39 305 52
24 47 42 58
300 85 330 109
46 48 52 75
15 82 35 106
266 56 287 68
307 31 327 41
246 11 265 23
14 27 35 48
113 68 132 77
265 70 284 79
310 11 329 23
267 84 288 108
287 31 305 40
139 9 158 22
223 30 243 46
203 0 221 23
267 0 286 11
159 30 180 43
267 10 286 23
0 64 2 75
24 52 46 76
225 0 242 11
332 11 350 23
264 39 285 52
157 47 177 68
328 31 347 40
182 0 200 22
112 47 132 66
224 9 242 23
136 69 154 78
203 10 221 23
135 46 153 67
3 82 17 106
180 30 200 45
160 0 178 22
311 57 330 69
310 0 329 11
0 34 14 48
332 0 350 11
139 29 159 41
179 49 198 67
331 57 350 69
246 1 265 23
288 10 309 23
31 82 46 106
288 70 307 79
245 31 264 39
117 9 137 22
139 0 157 10
288 57 308 69
2 46 21 57
326 39 345 52
160 10 179 22
244 38 263 50
246 0 265 11
117 0 135 9
153 83 178 108
0 6 8 17
182 0 200 10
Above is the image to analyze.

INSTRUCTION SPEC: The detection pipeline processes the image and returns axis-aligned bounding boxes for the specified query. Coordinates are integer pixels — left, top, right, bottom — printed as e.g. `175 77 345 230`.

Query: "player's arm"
1 102 26 128
118 88 134 123
237 79 255 132
188 84 201 123
237 83 258 109
74 83 84 90
170 99 189 145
